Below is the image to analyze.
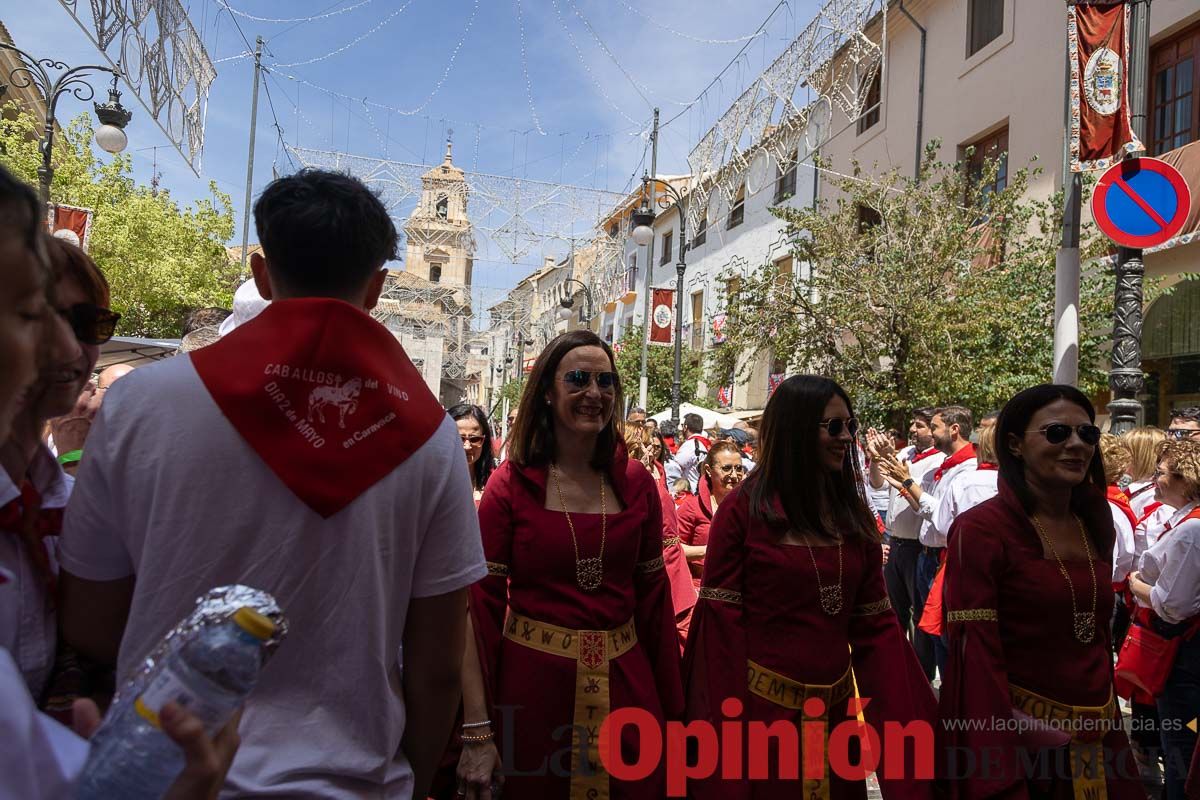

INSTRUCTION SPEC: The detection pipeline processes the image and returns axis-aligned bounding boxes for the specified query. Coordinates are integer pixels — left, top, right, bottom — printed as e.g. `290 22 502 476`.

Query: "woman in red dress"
626 424 696 651
684 375 936 800
677 440 744 587
939 384 1141 800
454 330 683 800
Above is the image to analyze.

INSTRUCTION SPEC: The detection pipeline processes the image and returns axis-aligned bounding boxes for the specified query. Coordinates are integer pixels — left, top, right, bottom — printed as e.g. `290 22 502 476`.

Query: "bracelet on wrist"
461 731 495 744
461 719 492 730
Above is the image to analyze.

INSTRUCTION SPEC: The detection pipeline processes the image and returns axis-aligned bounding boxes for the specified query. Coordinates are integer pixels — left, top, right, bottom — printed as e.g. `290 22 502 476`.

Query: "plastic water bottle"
75 607 275 799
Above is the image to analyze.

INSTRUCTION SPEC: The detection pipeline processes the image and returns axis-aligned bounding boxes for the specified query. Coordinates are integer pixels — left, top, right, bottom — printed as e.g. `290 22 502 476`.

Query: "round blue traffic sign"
1091 157 1192 248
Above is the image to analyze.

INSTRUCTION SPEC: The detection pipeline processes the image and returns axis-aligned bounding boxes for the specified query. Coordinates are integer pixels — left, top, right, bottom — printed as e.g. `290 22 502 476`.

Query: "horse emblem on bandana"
308 377 362 429
1084 47 1122 116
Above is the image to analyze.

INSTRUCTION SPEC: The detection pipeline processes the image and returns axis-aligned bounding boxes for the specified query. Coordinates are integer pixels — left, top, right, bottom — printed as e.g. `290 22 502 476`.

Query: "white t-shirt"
675 435 710 492
917 453 978 548
0 446 72 701
932 467 998 543
59 356 486 799
1138 502 1200 624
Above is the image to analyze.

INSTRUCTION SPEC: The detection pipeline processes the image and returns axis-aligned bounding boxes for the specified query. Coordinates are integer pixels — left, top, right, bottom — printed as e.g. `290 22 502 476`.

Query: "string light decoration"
270 0 420 68
214 0 376 24
613 0 767 45
549 0 646 128
514 0 546 136
55 0 215 173
681 0 886 235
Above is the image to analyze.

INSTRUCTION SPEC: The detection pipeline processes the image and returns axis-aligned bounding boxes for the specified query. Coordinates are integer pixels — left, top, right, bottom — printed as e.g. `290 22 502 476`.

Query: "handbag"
1115 619 1200 698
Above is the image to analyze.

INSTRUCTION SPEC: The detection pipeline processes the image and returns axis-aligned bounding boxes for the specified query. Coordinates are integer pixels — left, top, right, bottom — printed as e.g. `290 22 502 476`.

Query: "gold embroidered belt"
747 660 855 800
504 611 638 800
1009 683 1118 800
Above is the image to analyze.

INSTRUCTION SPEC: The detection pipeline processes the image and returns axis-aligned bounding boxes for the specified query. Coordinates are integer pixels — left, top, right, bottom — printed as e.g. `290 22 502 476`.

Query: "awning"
1146 139 1200 254
97 336 180 370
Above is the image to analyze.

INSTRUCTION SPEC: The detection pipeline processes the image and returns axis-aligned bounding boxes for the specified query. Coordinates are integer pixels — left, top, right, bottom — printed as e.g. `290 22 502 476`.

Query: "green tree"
714 143 1122 428
614 326 707 415
0 107 238 337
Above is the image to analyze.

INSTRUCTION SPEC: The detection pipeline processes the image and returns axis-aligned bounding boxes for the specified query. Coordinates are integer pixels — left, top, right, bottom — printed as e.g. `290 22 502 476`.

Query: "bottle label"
134 664 226 730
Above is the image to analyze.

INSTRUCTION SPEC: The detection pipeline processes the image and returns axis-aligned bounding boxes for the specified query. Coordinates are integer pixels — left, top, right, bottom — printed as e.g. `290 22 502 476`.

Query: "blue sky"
4 0 818 293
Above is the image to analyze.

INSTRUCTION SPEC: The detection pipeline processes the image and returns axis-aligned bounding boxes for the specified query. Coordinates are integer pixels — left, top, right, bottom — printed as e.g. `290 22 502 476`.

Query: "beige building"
817 0 1200 425
0 21 48 121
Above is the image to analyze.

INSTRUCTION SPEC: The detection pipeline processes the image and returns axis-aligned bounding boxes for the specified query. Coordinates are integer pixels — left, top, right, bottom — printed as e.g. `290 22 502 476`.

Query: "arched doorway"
1143 278 1200 426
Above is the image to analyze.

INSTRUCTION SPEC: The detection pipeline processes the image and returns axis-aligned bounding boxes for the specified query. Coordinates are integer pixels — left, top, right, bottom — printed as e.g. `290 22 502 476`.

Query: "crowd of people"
3 161 1200 800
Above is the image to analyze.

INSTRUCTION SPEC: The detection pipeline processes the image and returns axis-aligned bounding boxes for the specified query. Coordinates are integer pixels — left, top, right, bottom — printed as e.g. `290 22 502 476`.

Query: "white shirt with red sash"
917 444 977 548
1137 501 1200 624
675 433 711 492
886 446 945 541
59 298 486 799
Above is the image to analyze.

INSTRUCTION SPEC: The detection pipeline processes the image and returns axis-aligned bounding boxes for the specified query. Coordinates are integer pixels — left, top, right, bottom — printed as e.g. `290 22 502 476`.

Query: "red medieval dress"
651 461 698 650
677 475 717 588
683 483 938 800
470 447 684 799
939 477 1142 800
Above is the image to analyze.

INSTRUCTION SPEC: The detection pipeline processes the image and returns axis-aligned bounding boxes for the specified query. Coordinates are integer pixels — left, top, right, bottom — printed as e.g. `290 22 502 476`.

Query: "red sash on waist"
191 298 446 517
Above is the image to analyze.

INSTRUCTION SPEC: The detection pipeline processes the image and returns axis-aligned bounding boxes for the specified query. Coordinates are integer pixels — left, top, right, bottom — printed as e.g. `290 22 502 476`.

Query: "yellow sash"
747 660 855 800
504 611 638 800
1009 683 1118 800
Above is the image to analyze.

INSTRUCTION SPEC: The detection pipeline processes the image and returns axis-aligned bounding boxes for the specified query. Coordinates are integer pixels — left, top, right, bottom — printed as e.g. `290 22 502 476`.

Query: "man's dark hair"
683 413 704 434
935 405 973 438
1171 407 1200 425
912 407 936 425
253 169 398 297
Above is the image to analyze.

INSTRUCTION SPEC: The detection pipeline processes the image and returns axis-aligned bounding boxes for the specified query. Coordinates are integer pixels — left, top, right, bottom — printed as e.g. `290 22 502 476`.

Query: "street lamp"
0 43 132 202
556 278 595 327
630 171 689 435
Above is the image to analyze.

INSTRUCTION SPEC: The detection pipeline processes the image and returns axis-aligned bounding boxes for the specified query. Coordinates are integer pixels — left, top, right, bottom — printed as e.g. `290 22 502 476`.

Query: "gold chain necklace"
1031 514 1097 644
801 533 844 616
550 464 607 592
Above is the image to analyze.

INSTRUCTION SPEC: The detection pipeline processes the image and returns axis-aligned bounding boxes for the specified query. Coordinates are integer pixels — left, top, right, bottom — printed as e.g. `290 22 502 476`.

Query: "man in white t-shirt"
57 170 486 799
674 413 711 492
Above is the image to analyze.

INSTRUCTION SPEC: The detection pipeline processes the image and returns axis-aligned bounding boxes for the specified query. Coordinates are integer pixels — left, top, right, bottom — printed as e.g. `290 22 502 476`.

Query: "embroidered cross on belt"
1010 683 1118 800
747 660 855 800
504 610 638 800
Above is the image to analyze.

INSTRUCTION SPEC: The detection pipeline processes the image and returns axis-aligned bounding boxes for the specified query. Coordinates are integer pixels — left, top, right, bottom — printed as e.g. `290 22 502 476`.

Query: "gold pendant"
1074 612 1096 644
819 585 844 616
576 557 603 592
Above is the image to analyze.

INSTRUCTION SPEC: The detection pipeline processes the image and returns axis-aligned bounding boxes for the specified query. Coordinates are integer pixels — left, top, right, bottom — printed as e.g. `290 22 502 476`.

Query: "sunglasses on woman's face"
818 417 859 437
1027 423 1101 446
560 369 618 391
60 303 120 345
459 435 485 445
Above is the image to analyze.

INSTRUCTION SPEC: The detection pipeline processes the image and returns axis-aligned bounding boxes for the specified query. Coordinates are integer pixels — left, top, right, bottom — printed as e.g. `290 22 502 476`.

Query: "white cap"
218 278 270 337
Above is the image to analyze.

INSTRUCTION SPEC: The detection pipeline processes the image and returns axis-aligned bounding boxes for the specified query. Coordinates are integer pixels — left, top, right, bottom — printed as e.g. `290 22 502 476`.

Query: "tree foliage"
0 107 238 337
614 326 707 416
713 143 1124 428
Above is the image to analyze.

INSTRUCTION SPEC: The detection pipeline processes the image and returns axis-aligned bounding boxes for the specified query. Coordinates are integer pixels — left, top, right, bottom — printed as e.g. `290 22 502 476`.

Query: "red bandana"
0 481 63 595
909 447 939 464
688 434 713 450
1107 486 1138 530
1162 506 1200 536
191 298 446 518
977 462 999 471
933 443 976 483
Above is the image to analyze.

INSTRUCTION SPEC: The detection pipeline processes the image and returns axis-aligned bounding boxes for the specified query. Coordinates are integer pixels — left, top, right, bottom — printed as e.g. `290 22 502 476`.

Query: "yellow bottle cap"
232 607 275 640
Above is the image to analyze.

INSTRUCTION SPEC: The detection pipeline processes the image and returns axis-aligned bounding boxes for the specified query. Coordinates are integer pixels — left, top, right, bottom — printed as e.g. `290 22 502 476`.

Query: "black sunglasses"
561 370 618 391
1028 423 1101 446
819 417 859 437
60 303 120 346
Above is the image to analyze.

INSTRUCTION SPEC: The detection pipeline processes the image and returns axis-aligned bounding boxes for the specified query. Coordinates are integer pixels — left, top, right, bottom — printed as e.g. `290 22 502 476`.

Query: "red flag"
1068 1 1143 171
649 288 674 346
47 204 94 250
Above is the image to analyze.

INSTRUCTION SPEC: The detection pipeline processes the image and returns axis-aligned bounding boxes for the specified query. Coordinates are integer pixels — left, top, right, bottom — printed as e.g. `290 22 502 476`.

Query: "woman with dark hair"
455 329 683 800
677 440 744 588
683 375 936 799
939 384 1140 800
447 403 496 502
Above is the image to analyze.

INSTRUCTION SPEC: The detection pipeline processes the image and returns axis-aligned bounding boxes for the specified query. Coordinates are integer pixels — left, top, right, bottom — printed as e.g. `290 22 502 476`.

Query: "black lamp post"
557 277 595 326
0 43 132 202
630 172 688 435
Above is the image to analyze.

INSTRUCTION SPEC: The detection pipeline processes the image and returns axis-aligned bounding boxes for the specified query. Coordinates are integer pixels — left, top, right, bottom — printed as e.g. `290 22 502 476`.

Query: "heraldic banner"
649 287 674 346
47 204 94 250
1068 1 1143 172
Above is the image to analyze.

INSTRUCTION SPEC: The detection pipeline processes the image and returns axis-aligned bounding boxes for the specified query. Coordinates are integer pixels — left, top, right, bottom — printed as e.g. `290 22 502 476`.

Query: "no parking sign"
1091 157 1192 248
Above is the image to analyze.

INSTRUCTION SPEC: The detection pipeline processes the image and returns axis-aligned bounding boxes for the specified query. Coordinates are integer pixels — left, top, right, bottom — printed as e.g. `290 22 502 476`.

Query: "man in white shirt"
868 408 943 679
57 170 486 799
674 412 711 492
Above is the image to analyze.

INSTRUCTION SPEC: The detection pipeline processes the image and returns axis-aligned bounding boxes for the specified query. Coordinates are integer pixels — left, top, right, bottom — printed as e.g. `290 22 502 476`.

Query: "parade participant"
626 424 696 651
459 329 683 800
449 403 496 503
1126 440 1200 800
1125 426 1168 518
1 237 109 704
626 406 647 427
867 408 944 679
675 412 711 491
57 170 485 799
648 430 675 491
677 440 744 587
683 374 936 799
1101 435 1139 589
1168 408 1200 442
940 384 1140 800
879 406 976 675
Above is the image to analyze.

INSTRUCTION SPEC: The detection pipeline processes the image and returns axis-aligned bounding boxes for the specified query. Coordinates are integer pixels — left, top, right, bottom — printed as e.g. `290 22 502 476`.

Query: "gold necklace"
1031 514 1098 644
800 533 844 616
550 464 607 592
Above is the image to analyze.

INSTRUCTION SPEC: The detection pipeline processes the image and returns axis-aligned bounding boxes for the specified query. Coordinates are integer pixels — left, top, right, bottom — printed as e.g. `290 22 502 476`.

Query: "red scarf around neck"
191 298 446 518
977 462 999 471
933 442 976 483
1107 485 1138 530
909 446 940 464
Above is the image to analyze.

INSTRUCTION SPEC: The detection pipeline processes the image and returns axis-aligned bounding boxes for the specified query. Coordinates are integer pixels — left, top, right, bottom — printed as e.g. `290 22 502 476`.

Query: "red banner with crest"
649 288 674 346
1068 1 1143 172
